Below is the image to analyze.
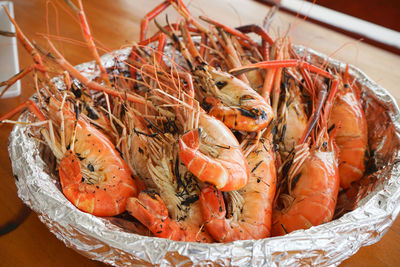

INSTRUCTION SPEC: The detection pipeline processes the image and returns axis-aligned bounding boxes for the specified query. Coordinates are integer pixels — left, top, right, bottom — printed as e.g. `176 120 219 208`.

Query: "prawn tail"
126 192 173 239
127 192 203 242
200 186 257 242
200 186 226 221
179 130 229 189
200 186 230 242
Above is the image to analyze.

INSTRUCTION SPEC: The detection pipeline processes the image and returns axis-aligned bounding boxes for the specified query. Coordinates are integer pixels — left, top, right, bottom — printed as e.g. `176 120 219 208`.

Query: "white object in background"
0 1 20 99
280 0 400 49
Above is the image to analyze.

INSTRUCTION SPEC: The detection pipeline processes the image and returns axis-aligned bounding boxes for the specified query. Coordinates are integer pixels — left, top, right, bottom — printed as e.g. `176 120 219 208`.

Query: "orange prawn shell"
329 86 368 189
179 113 249 191
59 119 137 217
203 68 274 132
200 136 277 242
272 150 340 236
126 193 214 242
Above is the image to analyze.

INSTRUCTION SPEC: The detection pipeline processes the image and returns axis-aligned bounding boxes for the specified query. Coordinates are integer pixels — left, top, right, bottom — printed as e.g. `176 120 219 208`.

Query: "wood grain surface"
1 0 399 266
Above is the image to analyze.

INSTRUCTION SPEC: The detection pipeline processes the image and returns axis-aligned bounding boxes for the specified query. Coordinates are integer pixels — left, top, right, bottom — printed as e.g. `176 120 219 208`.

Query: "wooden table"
1 0 399 266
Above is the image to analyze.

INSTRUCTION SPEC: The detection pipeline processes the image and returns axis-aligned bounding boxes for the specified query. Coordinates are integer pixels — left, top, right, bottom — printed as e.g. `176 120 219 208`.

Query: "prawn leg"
236 24 274 46
0 65 35 98
199 16 258 48
43 39 155 106
140 0 170 41
2 6 56 91
2 7 47 75
66 0 111 87
230 59 333 79
128 32 167 85
140 0 207 41
0 100 46 122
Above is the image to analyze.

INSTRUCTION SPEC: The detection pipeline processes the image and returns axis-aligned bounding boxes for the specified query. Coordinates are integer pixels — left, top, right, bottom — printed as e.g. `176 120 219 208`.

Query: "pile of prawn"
0 0 369 242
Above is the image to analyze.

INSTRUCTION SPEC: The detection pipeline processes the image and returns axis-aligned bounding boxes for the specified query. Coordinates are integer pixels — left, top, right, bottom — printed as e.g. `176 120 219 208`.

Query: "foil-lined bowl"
8 46 400 266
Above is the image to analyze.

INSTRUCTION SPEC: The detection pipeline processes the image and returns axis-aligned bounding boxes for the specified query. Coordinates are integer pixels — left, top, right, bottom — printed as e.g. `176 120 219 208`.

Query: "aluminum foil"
8 46 400 266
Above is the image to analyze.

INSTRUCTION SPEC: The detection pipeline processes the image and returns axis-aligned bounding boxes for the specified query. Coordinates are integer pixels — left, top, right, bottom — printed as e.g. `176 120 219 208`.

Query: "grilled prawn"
152 16 274 132
200 132 276 241
272 79 340 236
1 97 138 216
0 7 138 216
328 70 368 189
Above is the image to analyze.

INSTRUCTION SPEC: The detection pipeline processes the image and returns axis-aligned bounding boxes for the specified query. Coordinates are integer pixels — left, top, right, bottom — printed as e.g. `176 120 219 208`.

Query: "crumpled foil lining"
8 46 400 266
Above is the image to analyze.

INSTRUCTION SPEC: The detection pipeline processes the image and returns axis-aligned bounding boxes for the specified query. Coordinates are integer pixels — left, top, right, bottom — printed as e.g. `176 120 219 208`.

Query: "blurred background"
258 0 400 54
313 0 400 31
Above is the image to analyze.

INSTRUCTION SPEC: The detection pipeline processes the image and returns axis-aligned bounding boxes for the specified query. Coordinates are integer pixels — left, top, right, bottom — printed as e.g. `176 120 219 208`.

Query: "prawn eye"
85 106 99 120
71 83 82 98
201 101 212 112
196 62 207 71
215 81 227 89
256 109 268 120
87 163 95 172
238 108 257 119
291 173 302 190
322 141 328 149
243 108 268 120
163 119 178 134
